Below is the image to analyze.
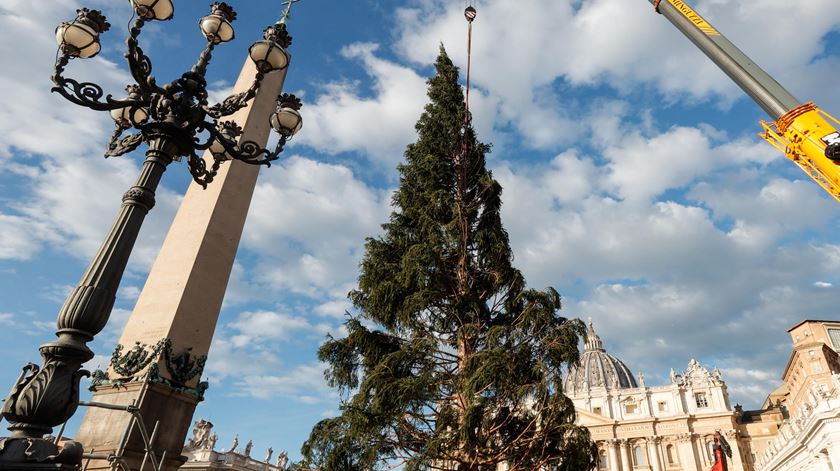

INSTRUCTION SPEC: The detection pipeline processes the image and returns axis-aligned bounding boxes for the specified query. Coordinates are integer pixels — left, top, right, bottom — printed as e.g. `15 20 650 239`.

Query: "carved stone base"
0 437 83 471
0 463 80 471
75 382 197 471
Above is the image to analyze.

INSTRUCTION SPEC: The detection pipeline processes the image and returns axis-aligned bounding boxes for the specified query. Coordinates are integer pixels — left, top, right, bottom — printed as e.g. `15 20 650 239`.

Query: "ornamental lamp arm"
124 16 165 96
205 73 265 118
51 54 150 112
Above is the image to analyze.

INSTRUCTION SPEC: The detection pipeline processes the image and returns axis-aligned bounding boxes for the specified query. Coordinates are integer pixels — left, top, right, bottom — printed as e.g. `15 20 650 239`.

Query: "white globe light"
270 108 302 137
248 40 290 72
55 22 101 58
130 0 174 21
200 15 234 44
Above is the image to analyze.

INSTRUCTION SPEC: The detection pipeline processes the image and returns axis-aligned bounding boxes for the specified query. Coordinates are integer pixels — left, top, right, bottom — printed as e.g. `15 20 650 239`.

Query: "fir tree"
302 47 597 471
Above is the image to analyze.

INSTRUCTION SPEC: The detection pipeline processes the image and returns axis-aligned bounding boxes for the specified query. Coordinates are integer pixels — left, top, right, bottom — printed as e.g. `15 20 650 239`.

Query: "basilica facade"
750 320 840 471
566 321 749 471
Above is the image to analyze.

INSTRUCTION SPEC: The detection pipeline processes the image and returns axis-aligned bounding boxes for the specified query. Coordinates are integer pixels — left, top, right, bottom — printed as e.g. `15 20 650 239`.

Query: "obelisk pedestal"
74 58 288 471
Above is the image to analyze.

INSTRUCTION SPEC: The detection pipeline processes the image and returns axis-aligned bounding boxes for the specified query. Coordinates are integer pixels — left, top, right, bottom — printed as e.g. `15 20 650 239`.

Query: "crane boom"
649 0 840 203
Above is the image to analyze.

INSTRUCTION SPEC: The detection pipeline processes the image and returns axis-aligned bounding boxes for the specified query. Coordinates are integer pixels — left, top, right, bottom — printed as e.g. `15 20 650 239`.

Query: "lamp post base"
0 438 84 470
0 463 82 471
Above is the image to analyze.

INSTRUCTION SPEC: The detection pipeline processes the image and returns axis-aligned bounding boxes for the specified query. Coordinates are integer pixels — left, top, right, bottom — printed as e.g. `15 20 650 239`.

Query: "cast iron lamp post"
0 1 302 467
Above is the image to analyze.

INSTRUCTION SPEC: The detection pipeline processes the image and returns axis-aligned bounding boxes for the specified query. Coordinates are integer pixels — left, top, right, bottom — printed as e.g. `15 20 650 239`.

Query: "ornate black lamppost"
0 1 302 468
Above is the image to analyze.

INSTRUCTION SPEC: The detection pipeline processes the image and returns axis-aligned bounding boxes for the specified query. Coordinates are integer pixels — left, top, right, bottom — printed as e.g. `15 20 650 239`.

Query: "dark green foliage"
302 46 597 471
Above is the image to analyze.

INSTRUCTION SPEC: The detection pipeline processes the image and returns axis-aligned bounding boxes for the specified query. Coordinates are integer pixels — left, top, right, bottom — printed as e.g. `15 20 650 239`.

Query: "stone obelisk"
74 56 288 471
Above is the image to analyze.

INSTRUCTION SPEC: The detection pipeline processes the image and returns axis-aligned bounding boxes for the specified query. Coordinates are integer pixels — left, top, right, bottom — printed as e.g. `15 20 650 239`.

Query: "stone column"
828 443 840 470
620 440 633 471
725 430 745 471
75 57 289 471
678 434 700 470
648 437 662 471
817 453 834 471
608 439 621 471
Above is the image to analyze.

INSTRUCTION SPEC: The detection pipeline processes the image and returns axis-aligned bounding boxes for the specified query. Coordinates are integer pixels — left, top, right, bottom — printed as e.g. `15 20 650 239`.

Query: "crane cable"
458 2 477 170
458 1 477 170
455 1 477 289
464 2 477 126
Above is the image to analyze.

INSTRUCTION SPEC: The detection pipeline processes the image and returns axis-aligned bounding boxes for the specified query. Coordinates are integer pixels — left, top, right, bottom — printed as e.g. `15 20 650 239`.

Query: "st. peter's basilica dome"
563 319 638 395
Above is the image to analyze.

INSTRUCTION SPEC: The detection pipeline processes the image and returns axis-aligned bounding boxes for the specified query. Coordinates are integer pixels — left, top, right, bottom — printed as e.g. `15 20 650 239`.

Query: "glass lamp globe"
110 106 148 127
248 40 290 73
199 14 234 44
270 107 303 137
130 0 174 21
209 129 235 158
55 21 101 58
209 138 225 157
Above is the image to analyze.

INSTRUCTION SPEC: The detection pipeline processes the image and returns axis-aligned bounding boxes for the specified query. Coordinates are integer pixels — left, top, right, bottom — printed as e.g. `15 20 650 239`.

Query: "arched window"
706 440 715 462
633 446 647 466
598 450 608 469
666 444 678 465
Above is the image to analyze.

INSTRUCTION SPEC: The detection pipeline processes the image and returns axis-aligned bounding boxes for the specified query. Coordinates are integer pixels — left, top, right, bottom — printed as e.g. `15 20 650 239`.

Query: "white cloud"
394 0 840 117
12 156 182 270
41 284 75 303
220 262 260 309
485 111 840 407
234 363 334 402
0 313 15 326
293 43 428 166
117 285 142 303
0 1 181 270
242 156 390 300
205 336 285 382
292 42 503 166
228 310 327 346
314 299 352 318
30 320 54 333
0 214 56 260
82 354 113 374
6 0 840 424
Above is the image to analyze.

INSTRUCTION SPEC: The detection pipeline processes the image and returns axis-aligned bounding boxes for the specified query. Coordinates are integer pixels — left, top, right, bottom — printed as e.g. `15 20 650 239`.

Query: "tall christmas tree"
302 47 596 471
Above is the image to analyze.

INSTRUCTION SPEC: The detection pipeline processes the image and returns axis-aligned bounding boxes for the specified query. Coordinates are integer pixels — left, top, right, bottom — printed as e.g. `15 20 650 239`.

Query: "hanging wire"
455 0 477 289
463 1 476 127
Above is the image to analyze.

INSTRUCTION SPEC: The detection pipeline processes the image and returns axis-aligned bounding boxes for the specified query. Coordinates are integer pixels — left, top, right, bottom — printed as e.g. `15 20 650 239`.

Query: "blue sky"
3 0 840 463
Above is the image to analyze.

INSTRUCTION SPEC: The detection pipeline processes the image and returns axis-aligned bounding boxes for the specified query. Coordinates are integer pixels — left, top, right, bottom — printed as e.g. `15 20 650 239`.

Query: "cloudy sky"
2 0 840 462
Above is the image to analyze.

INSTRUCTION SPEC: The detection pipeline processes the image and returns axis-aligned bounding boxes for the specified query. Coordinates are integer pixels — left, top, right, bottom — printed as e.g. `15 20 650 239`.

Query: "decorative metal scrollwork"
106 129 145 158
52 56 147 112
125 17 161 95
50 4 302 186
205 71 265 118
187 152 223 188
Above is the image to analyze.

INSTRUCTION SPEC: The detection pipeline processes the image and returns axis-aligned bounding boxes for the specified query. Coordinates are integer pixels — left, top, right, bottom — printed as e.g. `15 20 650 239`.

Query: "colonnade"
598 433 710 471
599 432 747 471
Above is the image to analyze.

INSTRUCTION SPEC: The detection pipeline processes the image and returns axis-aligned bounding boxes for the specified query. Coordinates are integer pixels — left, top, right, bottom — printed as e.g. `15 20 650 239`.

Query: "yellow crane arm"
761 104 840 203
650 0 840 202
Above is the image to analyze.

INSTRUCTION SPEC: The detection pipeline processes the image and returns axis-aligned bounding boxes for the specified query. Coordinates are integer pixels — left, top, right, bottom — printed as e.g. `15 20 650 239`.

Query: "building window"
593 406 602 415
828 328 840 350
706 440 715 462
657 401 668 413
666 444 678 465
695 392 708 408
598 451 608 469
812 360 823 373
625 403 638 414
633 446 647 466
